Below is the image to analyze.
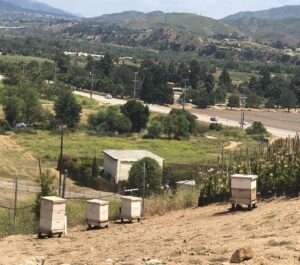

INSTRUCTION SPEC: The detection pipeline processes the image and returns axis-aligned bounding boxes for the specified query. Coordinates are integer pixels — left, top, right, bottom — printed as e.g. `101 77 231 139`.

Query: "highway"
74 90 297 138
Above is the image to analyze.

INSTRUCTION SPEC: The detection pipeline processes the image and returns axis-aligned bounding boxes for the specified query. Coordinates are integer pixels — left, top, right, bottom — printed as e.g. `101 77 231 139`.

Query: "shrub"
209 123 223 131
246 121 267 135
128 157 162 194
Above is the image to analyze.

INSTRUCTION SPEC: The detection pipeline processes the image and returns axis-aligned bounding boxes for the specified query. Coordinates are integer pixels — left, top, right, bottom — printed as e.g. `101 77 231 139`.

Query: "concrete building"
103 150 164 183
176 180 196 191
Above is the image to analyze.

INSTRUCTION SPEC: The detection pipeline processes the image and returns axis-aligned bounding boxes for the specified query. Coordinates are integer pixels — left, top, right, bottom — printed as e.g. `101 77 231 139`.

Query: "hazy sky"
39 0 300 18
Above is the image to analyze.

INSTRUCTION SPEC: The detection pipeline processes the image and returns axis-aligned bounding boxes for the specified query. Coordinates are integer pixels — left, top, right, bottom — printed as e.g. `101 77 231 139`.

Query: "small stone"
144 258 164 265
19 257 46 265
230 246 254 263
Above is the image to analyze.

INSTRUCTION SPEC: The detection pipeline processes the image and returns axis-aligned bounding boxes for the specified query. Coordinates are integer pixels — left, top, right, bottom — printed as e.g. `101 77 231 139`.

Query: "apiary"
86 199 109 229
120 196 142 222
38 196 66 238
229 174 258 210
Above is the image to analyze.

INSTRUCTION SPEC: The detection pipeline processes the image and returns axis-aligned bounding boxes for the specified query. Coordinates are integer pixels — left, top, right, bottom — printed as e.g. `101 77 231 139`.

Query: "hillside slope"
223 5 300 20
226 17 300 46
91 11 238 36
0 198 299 264
6 0 71 16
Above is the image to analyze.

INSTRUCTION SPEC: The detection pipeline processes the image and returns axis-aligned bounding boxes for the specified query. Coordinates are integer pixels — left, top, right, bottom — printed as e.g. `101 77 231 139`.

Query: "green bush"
209 123 223 131
128 157 162 194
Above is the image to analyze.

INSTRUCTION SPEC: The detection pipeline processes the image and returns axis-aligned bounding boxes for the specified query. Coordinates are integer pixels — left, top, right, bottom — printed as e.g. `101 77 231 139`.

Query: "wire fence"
0 177 299 238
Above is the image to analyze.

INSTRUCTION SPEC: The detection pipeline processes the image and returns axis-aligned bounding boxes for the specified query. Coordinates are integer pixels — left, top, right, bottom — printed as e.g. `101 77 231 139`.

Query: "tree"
219 68 232 91
128 157 162 193
163 113 190 140
147 116 164 139
88 107 132 134
34 170 56 218
3 96 24 126
246 121 267 136
54 91 82 128
227 95 240 108
245 93 261 108
280 89 297 112
92 156 99 179
121 100 150 132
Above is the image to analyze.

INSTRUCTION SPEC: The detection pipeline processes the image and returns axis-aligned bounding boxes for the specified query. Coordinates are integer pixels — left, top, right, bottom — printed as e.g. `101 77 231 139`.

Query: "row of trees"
1 85 82 129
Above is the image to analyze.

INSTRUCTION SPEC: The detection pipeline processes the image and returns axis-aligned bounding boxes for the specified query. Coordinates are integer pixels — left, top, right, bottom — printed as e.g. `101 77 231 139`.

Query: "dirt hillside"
0 198 299 265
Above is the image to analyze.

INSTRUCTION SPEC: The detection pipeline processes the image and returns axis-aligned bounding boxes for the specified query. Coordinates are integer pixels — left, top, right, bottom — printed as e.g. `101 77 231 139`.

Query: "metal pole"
90 68 94 99
240 86 245 130
13 177 18 235
62 170 67 199
133 72 138 99
182 79 188 110
59 125 64 197
142 163 146 217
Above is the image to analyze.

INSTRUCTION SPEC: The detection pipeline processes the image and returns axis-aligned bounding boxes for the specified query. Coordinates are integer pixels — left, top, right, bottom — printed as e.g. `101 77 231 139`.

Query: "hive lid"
231 174 258 180
87 199 109 205
121 196 143 202
41 196 66 204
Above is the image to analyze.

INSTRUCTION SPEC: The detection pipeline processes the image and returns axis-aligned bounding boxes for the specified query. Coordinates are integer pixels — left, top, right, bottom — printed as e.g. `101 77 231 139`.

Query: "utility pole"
58 125 64 197
54 64 57 82
90 68 95 99
142 163 146 217
13 177 18 235
240 86 245 130
133 72 138 99
182 79 189 110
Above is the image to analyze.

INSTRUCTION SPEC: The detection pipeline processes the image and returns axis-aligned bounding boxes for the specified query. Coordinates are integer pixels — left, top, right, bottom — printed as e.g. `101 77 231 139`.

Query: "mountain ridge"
223 5 300 21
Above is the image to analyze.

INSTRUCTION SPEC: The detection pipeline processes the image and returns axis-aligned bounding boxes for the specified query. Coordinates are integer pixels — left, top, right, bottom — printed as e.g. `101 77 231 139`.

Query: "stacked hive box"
86 199 109 228
39 196 66 237
120 196 142 222
229 174 258 210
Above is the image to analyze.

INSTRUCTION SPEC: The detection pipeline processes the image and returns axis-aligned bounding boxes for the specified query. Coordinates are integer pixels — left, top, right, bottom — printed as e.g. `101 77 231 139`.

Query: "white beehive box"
120 196 142 220
39 196 66 233
230 174 258 207
231 174 257 190
86 199 109 225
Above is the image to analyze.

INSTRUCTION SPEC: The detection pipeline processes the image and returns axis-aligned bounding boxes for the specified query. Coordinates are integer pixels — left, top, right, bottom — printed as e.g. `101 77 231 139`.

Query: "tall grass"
145 189 199 216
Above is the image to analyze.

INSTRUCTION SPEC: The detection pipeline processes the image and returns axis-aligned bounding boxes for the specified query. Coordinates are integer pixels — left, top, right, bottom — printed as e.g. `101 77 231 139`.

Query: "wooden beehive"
230 174 258 209
86 199 109 227
120 196 142 220
39 196 66 234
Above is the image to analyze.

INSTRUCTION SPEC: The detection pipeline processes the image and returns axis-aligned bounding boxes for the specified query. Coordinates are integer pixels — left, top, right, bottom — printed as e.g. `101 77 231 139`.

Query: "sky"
39 0 300 18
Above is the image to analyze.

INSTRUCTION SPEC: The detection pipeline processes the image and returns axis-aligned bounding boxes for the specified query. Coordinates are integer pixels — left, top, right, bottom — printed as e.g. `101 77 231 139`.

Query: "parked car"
15 123 27 129
105 94 112 99
210 117 218 122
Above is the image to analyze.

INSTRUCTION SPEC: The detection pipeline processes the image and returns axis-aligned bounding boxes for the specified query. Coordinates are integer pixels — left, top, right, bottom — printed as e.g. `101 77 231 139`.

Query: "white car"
105 94 112 99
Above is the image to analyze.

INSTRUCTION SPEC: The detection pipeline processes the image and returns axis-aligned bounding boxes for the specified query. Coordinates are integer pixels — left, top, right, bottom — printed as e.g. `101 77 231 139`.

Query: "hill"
7 0 71 16
0 0 76 20
223 5 300 21
91 11 238 36
226 17 300 47
0 198 299 264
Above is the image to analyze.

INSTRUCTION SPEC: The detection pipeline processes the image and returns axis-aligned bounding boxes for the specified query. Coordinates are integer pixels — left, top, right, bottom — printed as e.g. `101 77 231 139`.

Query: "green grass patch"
0 54 52 64
13 128 257 164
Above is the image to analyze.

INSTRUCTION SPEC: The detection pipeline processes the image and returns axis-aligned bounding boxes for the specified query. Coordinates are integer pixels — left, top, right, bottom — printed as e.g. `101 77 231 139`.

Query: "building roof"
176 180 196 186
103 149 164 162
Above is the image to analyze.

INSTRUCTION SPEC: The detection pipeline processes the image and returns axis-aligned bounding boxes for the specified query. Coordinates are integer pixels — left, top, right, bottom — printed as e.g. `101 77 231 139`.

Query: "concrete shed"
103 150 164 183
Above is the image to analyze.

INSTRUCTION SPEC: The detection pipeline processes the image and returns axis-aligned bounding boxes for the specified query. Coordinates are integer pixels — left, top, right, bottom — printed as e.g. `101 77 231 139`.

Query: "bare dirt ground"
0 198 299 265
193 108 300 133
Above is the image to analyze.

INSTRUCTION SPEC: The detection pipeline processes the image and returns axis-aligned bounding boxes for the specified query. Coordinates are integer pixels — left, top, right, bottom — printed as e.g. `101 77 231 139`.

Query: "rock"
144 258 164 265
19 257 46 265
230 246 254 263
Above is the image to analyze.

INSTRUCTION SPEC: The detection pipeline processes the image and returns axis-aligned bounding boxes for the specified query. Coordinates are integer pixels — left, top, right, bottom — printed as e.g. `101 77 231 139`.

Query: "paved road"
0 180 119 199
75 91 297 138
